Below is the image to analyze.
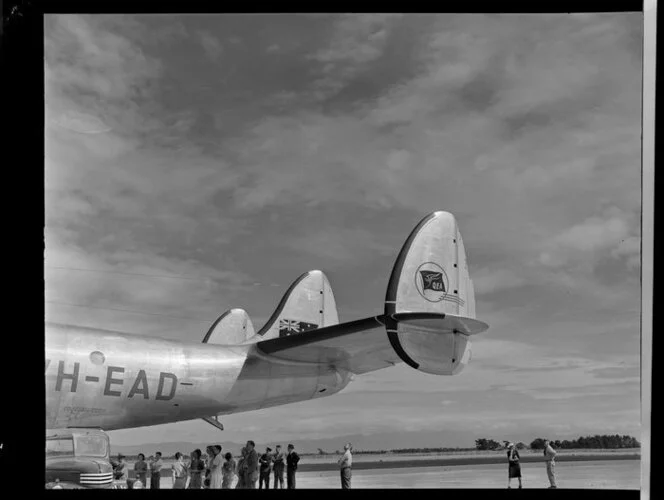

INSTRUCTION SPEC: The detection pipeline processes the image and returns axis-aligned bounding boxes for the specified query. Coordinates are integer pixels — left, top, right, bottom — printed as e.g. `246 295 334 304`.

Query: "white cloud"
283 227 395 264
199 30 224 60
555 214 630 253
307 14 399 100
46 15 162 105
473 268 526 295
51 110 112 134
611 235 641 270
539 208 634 270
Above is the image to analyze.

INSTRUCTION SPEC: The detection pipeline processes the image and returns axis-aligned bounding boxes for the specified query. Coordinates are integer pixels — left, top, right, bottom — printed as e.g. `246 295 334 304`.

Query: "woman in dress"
134 453 148 488
188 449 205 489
209 445 224 489
222 452 237 489
506 443 522 489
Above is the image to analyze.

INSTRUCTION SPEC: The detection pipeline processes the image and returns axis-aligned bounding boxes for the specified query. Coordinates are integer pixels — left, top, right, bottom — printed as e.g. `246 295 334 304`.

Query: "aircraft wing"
256 312 486 375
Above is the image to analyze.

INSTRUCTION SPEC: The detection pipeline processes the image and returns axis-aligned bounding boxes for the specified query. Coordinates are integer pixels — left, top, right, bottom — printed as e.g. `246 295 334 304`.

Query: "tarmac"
146 459 639 489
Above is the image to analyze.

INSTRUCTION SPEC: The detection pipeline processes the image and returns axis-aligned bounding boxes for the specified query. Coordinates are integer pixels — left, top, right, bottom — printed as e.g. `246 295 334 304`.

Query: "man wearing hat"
506 443 522 489
259 446 273 489
286 444 300 489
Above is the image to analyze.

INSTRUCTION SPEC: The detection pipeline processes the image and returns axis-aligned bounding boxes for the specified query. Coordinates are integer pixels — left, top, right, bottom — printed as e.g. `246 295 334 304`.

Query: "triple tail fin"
253 211 488 378
255 270 339 340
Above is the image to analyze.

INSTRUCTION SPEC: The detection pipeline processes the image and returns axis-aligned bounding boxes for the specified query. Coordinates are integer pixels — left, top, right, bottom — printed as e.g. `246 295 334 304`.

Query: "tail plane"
256 211 488 376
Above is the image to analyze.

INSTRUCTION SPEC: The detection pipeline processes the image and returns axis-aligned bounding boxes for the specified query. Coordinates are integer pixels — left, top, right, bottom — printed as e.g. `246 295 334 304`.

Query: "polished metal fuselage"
45 324 350 430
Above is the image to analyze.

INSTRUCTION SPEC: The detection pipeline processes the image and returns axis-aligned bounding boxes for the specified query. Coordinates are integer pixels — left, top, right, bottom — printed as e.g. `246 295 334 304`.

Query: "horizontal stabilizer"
257 314 396 374
391 312 488 336
256 312 487 375
256 211 488 377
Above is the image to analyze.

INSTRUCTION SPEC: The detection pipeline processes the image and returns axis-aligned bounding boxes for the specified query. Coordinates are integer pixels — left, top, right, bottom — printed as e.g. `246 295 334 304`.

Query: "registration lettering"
46 359 178 401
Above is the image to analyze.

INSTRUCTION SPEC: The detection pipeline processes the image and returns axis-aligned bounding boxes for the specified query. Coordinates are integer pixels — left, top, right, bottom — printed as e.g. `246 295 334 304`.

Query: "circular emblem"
414 262 449 303
89 351 106 365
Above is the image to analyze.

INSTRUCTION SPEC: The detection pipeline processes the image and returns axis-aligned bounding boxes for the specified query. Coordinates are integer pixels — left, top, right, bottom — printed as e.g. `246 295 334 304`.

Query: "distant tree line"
305 447 477 456
117 434 640 460
475 439 526 451
473 434 641 451
387 447 476 454
529 435 640 450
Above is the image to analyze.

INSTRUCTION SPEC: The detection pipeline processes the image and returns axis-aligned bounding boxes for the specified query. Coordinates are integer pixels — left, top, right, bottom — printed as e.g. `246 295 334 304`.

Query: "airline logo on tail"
415 262 449 303
279 319 318 337
421 271 445 291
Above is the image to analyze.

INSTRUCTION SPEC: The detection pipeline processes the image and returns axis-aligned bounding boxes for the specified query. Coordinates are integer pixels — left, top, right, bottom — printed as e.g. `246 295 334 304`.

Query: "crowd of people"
112 438 558 490
114 441 304 489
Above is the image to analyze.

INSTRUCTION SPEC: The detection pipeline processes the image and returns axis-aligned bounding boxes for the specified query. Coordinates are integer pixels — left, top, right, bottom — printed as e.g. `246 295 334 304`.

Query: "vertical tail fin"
203 308 255 345
384 211 487 375
256 270 339 340
386 211 476 319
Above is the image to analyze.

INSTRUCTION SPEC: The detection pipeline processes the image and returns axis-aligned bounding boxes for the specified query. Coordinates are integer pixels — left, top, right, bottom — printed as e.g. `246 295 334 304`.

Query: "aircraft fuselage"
46 324 350 430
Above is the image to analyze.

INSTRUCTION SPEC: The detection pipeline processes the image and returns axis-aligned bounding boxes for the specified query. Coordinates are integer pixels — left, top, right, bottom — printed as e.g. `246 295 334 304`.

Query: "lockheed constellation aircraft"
45 211 489 432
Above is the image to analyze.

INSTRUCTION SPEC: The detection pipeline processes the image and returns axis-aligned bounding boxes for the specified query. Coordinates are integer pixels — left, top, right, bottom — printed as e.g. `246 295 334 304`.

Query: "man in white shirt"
543 440 557 488
150 452 164 489
337 443 353 489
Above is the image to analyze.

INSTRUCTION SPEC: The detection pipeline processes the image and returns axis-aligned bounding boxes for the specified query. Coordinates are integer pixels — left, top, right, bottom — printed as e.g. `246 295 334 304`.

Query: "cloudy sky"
44 14 642 449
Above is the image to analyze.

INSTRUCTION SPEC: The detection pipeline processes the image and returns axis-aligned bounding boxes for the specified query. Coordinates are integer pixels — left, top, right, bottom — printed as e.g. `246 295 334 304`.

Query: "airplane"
45 211 489 432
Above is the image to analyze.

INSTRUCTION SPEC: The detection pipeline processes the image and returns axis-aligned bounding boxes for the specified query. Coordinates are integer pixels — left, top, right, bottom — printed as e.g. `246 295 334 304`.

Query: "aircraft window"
46 437 74 457
90 351 105 365
74 435 108 458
